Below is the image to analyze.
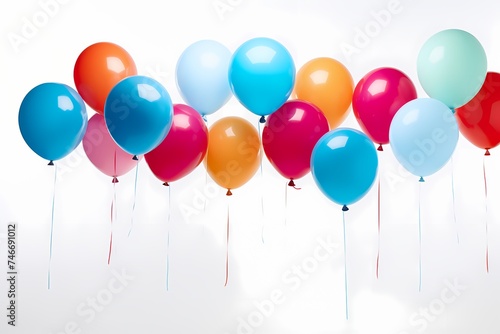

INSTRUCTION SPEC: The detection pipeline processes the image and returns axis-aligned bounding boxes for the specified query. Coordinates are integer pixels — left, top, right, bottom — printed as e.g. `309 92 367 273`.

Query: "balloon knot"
132 155 138 161
112 177 119 183
485 149 491 156
342 205 349 212
259 115 266 124
226 189 233 196
377 144 383 151
419 176 425 182
48 160 54 166
163 182 169 187
202 115 208 122
288 179 301 190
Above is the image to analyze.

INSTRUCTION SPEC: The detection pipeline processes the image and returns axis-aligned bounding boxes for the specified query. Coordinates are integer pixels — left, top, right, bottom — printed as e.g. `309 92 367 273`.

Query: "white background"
2 0 500 333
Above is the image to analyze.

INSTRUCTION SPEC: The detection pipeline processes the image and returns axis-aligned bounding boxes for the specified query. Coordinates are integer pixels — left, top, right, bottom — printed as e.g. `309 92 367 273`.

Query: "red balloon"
455 72 500 154
83 114 140 182
352 67 417 150
262 100 329 182
145 104 208 184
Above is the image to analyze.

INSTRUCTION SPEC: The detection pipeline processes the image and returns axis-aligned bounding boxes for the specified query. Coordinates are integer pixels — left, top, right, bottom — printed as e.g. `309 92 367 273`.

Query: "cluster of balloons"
18 28 497 211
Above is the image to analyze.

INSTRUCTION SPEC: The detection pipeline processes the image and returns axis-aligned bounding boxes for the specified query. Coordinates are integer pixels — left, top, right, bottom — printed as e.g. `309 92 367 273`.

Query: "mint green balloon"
417 29 487 108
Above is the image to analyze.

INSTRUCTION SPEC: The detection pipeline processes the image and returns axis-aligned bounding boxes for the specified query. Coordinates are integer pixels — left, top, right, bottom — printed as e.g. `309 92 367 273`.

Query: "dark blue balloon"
104 75 173 156
19 83 88 162
311 128 378 208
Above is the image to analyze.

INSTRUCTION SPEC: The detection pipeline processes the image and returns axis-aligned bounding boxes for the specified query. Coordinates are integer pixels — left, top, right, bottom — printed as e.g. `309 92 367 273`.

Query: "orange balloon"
205 116 261 195
295 57 354 129
74 42 137 114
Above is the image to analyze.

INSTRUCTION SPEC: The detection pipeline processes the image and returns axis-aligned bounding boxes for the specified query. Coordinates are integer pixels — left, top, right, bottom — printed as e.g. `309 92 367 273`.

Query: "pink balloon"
353 67 417 150
145 104 208 184
262 100 329 183
83 114 140 182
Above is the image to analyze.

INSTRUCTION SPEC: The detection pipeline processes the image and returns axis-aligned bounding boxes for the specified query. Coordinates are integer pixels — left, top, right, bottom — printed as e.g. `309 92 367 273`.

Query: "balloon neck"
112 177 119 184
163 182 169 187
226 189 233 196
202 115 208 122
132 155 138 161
419 176 425 182
259 115 266 124
342 205 349 212
48 160 54 166
288 179 301 190
450 108 456 114
377 144 383 151
485 149 491 156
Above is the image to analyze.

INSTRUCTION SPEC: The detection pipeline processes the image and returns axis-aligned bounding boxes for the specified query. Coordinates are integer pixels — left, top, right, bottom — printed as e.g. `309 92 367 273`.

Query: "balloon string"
108 182 116 265
418 182 422 292
128 160 140 237
258 121 265 243
483 157 489 273
376 176 381 279
451 158 459 244
224 203 230 287
47 164 58 290
284 181 288 226
342 210 349 320
166 185 171 290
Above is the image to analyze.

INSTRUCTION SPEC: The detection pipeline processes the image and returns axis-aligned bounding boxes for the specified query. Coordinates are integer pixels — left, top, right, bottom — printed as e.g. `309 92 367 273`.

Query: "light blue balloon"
417 29 487 108
176 40 232 117
104 75 173 156
229 37 295 118
19 83 88 163
311 128 378 209
389 98 459 180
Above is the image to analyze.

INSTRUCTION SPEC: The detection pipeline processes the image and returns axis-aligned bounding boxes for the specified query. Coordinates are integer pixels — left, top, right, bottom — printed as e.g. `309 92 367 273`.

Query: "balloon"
74 42 137 115
104 75 173 157
455 72 500 155
295 57 353 129
417 29 487 108
389 98 459 180
83 114 140 182
145 104 208 184
204 117 261 195
262 100 329 183
229 37 295 121
311 128 378 209
19 83 88 163
352 67 417 150
176 40 232 117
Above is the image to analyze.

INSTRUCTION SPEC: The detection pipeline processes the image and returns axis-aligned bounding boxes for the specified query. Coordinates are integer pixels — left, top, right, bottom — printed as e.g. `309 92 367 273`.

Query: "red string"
108 182 116 265
483 158 489 273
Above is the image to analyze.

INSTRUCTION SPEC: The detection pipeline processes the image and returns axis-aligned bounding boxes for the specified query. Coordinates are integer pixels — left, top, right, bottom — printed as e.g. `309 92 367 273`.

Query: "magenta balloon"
83 114 140 181
145 104 208 184
352 67 417 148
262 100 329 181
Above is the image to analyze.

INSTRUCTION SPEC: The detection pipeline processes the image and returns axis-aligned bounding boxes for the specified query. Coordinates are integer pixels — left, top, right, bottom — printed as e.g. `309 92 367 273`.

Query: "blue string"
128 160 140 237
343 210 349 320
48 164 58 289
258 120 265 243
418 182 422 292
166 185 171 290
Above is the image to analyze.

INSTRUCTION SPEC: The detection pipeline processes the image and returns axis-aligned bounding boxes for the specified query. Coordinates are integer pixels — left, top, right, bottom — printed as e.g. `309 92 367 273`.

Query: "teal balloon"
417 29 487 108
176 40 232 117
19 83 88 162
389 98 459 179
229 37 295 117
311 128 378 209
104 75 173 156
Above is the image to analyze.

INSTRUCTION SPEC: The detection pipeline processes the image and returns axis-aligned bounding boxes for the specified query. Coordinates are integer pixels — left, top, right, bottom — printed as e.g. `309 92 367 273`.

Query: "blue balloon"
19 83 88 163
229 37 295 119
311 128 378 209
389 98 459 180
176 40 232 117
104 75 173 156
